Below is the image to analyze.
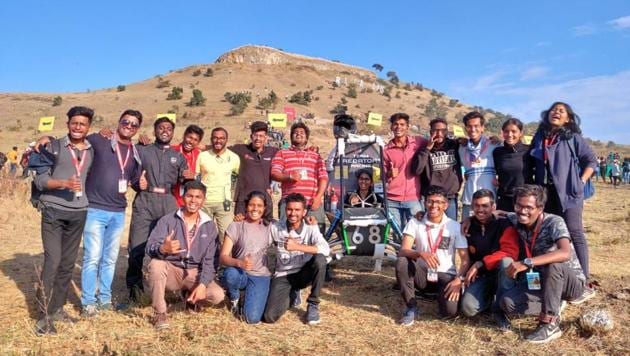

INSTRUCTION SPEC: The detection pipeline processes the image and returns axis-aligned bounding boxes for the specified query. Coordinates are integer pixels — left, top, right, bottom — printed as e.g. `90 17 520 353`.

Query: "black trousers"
263 254 327 323
38 205 87 317
126 192 177 291
395 257 459 317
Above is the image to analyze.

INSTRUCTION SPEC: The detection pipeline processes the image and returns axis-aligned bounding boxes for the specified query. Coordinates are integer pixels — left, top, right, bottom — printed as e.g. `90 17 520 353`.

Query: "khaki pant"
202 202 234 243
148 259 224 313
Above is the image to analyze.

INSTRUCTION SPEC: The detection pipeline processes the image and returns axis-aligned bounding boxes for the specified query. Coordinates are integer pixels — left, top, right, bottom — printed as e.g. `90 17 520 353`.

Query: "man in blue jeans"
80 110 143 316
459 189 519 329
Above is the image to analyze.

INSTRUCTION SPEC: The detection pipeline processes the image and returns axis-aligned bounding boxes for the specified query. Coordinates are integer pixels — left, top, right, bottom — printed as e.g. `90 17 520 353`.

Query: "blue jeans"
387 199 423 233
221 266 271 324
81 208 125 306
445 197 458 221
461 258 514 317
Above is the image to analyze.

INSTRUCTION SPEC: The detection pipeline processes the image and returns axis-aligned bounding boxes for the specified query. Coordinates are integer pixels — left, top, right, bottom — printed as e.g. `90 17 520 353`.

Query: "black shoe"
525 322 562 343
306 303 320 325
493 312 512 332
34 318 57 336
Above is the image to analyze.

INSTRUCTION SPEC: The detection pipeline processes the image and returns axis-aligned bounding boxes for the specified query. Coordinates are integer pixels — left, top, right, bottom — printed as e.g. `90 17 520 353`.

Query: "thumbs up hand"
139 170 148 190
159 230 186 255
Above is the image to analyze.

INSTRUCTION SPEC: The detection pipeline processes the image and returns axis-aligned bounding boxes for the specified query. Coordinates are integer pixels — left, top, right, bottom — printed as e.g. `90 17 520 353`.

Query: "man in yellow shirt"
7 146 19 177
196 127 240 242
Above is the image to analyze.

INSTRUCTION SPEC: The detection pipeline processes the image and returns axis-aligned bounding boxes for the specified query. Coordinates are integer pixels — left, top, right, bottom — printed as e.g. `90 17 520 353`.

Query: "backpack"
566 137 594 200
28 139 61 209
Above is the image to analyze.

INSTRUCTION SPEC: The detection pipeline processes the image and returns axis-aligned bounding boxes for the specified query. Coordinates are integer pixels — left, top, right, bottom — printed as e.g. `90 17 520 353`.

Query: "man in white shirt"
395 185 470 326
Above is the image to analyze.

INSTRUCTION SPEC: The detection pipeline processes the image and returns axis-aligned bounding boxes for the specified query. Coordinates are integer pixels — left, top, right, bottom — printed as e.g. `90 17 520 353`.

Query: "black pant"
38 205 87 317
126 192 177 291
263 254 326 323
395 257 459 317
500 262 584 317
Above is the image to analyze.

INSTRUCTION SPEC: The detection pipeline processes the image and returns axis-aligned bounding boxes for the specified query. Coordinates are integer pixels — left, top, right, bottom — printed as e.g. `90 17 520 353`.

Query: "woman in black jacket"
493 118 529 212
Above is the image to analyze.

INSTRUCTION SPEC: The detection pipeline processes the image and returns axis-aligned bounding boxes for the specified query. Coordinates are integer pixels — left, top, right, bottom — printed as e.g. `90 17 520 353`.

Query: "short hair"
184 125 205 141
463 111 485 126
429 117 448 130
513 184 546 208
501 118 523 132
290 122 310 139
284 192 306 208
183 180 206 196
425 185 448 200
389 112 410 124
119 109 143 125
355 168 373 181
67 106 94 124
211 127 228 138
12 146 18 150
472 189 495 203
154 117 175 130
250 121 268 134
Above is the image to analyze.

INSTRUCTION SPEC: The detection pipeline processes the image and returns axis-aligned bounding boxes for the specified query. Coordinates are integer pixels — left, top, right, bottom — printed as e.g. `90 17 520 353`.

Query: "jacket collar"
176 208 213 226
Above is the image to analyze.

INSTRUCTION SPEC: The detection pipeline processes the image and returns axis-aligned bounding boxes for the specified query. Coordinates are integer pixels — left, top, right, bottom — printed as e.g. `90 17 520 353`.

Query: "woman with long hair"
493 118 529 212
527 102 597 293
220 190 273 324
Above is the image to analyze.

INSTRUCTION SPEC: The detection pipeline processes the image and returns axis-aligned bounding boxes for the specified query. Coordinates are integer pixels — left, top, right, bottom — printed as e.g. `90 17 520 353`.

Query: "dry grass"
0 177 628 355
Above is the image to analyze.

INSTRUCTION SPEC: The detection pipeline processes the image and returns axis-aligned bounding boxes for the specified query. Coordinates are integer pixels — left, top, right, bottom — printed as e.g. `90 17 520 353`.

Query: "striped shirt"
270 146 327 204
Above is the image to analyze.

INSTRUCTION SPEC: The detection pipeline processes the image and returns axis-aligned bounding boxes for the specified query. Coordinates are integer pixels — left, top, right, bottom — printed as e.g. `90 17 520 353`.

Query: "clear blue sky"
1 0 629 143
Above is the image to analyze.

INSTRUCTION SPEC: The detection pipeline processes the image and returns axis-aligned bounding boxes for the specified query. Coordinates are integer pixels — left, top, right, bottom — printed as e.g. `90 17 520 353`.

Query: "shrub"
52 96 62 106
386 71 399 85
192 69 202 77
329 104 348 115
188 89 206 106
256 90 279 110
346 84 357 98
316 85 324 90
382 86 392 98
167 87 183 100
117 85 126 92
288 90 313 106
203 68 214 77
224 91 252 115
156 78 171 88
448 99 458 107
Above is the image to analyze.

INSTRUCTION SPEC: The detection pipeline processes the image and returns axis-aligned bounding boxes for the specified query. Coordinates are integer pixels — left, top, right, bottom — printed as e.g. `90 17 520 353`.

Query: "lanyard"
425 224 445 254
67 146 88 177
465 138 489 167
523 214 544 258
182 214 200 257
116 142 132 178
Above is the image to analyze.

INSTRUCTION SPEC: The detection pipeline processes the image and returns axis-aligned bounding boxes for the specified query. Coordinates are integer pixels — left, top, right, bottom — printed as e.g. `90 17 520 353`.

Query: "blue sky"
1 0 629 143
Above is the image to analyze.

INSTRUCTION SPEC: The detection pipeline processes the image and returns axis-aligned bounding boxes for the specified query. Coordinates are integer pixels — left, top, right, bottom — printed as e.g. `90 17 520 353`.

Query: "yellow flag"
523 135 533 145
38 116 55 132
157 113 176 124
268 113 287 128
367 112 382 127
452 125 466 138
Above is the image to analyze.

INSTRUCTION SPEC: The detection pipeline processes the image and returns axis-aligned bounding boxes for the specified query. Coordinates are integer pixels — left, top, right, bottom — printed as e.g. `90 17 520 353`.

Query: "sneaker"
98 302 113 312
525 321 562 343
289 289 302 308
151 312 169 330
81 305 99 318
493 312 512 332
50 309 78 323
34 318 57 336
306 303 320 325
569 285 596 305
399 305 418 326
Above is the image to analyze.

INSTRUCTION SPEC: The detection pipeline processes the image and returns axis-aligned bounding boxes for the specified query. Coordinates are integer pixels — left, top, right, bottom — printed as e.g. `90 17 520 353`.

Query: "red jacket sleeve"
482 226 520 270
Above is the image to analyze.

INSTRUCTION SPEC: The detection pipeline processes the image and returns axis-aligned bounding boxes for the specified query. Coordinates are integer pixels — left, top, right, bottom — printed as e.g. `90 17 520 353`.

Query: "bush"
329 104 348 115
256 90 279 110
203 68 214 77
156 78 171 88
52 96 62 106
288 90 313 106
117 85 126 92
448 99 458 107
382 86 392 98
192 69 202 77
167 87 183 100
224 91 252 115
346 84 357 98
188 89 206 106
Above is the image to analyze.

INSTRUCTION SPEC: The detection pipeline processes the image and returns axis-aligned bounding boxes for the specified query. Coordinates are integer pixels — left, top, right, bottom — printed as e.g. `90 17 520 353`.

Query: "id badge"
299 169 308 180
526 271 542 290
118 179 128 193
427 268 438 282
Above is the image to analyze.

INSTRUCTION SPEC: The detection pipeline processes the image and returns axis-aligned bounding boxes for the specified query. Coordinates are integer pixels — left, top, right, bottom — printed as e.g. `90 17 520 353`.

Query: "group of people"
28 101 598 344
596 153 629 187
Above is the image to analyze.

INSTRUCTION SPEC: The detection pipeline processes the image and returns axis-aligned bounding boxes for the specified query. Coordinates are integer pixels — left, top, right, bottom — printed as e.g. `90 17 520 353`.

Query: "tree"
117 85 126 92
188 89 206 106
203 68 214 77
224 91 252 115
346 84 357 98
288 90 313 106
192 69 202 77
256 90 279 110
167 87 183 100
329 103 348 115
52 96 62 106
372 63 383 72
386 71 399 85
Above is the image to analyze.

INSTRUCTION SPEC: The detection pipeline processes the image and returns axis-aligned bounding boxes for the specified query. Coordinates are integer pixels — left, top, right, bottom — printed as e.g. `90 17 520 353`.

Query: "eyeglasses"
426 199 447 206
120 119 140 129
514 203 539 212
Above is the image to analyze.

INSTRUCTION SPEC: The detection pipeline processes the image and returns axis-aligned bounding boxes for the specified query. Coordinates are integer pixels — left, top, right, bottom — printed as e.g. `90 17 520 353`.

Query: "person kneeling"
396 186 470 326
146 181 225 330
263 193 330 325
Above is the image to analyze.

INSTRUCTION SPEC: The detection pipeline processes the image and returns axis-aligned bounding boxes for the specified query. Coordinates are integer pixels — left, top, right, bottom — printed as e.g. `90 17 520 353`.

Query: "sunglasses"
120 119 140 129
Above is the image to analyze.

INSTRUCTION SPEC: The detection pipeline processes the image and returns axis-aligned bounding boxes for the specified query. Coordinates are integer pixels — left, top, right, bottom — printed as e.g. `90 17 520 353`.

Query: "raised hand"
159 230 186 255
139 170 148 190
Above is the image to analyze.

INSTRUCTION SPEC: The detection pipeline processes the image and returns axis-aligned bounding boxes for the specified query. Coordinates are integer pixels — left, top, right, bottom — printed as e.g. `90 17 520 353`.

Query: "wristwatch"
523 258 534 269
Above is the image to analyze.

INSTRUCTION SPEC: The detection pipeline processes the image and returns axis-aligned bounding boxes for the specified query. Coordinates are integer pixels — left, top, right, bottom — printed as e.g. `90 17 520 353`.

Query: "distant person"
220 191 272 324
229 121 279 221
492 118 529 212
396 186 469 325
344 169 383 208
126 117 189 303
499 185 592 343
145 180 224 329
171 125 204 207
458 111 500 220
416 117 462 220
263 193 330 325
611 160 621 188
597 157 606 182
623 160 630 184
7 146 19 177
195 127 240 241
20 143 35 178
526 102 597 282
384 113 428 231
33 106 95 336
